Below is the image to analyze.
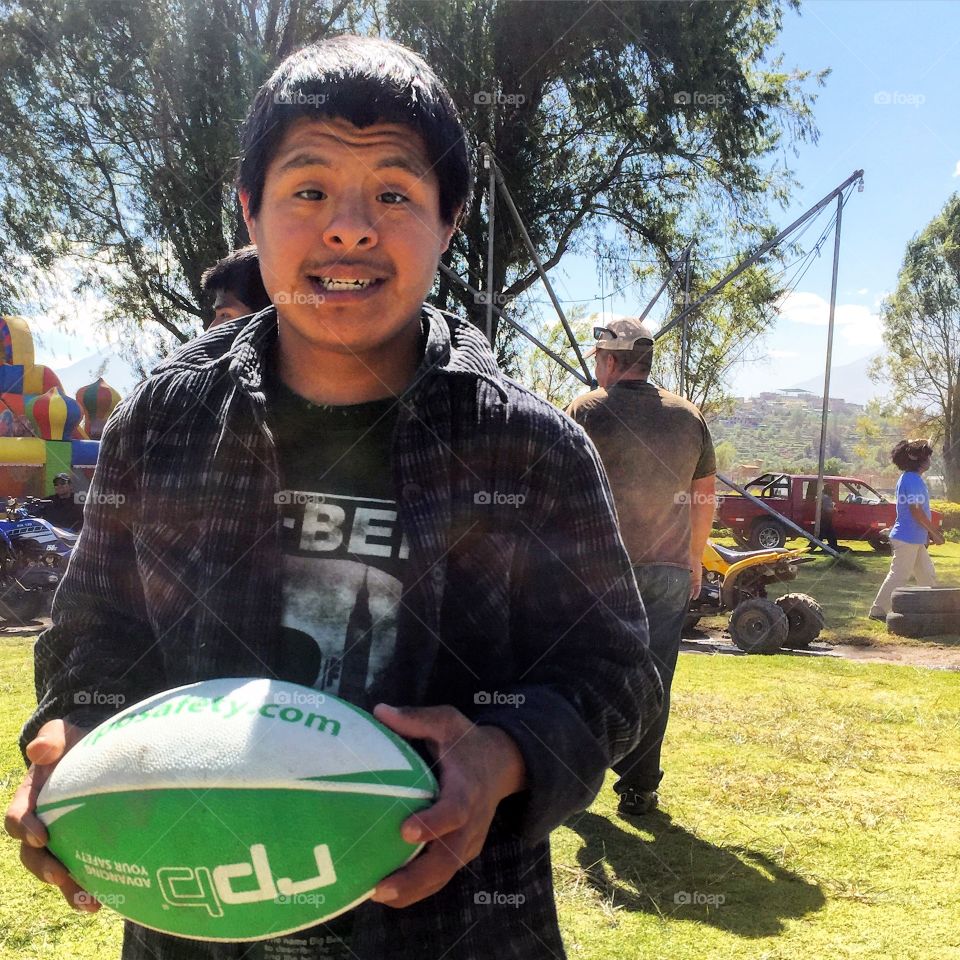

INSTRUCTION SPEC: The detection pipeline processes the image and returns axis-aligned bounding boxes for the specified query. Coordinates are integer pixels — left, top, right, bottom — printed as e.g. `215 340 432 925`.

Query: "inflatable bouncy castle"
0 315 122 497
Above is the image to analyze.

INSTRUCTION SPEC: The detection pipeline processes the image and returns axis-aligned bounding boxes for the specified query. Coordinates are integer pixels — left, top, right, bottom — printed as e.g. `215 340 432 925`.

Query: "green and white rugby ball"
36 678 436 941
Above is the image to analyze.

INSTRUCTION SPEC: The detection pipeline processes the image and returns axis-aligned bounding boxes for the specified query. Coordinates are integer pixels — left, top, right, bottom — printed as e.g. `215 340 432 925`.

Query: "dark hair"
238 35 472 227
891 438 933 472
200 245 271 327
609 344 654 378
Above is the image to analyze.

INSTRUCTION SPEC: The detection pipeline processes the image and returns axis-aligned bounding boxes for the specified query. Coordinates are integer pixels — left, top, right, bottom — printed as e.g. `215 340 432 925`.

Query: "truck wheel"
867 531 891 554
776 593 824 648
886 611 960 638
728 598 789 654
890 587 960 616
749 519 787 550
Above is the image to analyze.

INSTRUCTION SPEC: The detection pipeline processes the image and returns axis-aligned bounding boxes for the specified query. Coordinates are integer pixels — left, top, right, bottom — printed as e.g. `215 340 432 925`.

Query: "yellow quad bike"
685 540 824 653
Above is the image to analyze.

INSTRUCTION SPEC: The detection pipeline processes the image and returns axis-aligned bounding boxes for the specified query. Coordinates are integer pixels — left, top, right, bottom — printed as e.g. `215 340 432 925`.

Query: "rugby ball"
36 678 436 941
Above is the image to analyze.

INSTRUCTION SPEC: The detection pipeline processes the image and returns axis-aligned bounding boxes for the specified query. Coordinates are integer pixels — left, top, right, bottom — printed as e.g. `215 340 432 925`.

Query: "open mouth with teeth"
309 276 385 292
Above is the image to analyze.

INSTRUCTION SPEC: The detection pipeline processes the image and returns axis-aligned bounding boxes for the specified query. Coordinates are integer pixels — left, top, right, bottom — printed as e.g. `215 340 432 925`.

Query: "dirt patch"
683 628 960 671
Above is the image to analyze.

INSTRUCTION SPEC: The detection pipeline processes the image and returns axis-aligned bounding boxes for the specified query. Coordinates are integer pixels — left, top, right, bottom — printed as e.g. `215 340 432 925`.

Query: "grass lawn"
704 538 960 646
3 637 960 958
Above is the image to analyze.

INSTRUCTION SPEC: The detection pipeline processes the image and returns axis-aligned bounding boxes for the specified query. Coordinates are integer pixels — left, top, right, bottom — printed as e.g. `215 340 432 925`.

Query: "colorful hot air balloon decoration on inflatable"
75 377 121 441
26 388 83 441
0 315 123 496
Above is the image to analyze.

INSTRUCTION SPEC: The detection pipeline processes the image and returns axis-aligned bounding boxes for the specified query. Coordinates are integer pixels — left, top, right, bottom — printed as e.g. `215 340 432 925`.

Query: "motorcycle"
0 497 77 624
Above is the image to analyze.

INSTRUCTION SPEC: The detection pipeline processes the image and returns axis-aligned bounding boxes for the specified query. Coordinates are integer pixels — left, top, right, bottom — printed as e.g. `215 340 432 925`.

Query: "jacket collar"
224 303 504 400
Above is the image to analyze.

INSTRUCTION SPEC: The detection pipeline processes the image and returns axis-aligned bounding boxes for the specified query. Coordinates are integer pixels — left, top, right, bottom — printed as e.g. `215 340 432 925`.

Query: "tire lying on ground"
886 610 960 638
776 593 825 648
890 586 960 616
729 597 789 654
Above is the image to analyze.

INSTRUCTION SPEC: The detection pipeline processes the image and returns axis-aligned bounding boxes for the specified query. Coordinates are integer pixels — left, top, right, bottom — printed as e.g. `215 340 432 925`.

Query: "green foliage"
875 192 960 500
931 499 960 532
377 0 825 345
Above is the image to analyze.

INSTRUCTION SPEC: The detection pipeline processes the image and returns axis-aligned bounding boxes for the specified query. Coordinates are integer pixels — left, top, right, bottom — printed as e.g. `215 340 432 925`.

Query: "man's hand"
688 563 702 602
369 704 525 909
4 719 98 912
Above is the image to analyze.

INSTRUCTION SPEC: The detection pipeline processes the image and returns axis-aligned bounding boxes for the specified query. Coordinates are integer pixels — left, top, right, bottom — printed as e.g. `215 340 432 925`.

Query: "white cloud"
857 287 869 295
768 349 800 359
777 290 884 347
954 159 960 177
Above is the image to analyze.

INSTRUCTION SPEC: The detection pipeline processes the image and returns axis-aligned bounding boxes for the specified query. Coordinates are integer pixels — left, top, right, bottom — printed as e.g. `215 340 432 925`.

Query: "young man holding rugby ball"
7 36 661 960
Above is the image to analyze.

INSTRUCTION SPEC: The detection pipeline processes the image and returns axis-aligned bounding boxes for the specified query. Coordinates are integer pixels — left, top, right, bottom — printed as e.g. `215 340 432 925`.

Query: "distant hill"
51 347 142 398
788 352 888 407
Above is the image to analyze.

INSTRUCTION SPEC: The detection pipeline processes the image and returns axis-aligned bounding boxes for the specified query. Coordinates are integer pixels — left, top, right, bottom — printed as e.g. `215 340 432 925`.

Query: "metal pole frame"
813 192 845 542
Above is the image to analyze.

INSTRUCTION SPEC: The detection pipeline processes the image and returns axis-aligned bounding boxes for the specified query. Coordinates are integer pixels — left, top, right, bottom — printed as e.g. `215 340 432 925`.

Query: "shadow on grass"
565 810 825 937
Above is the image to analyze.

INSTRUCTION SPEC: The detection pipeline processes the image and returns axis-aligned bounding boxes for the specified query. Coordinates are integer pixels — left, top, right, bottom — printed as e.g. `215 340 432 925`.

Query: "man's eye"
379 191 409 205
295 189 325 201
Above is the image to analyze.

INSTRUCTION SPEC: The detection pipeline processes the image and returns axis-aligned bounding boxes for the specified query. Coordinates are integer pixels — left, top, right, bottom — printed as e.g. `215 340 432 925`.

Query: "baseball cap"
53 473 71 483
584 318 656 358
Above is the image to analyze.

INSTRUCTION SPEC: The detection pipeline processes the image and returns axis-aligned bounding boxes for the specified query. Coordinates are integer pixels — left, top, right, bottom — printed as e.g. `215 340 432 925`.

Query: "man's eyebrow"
275 151 428 179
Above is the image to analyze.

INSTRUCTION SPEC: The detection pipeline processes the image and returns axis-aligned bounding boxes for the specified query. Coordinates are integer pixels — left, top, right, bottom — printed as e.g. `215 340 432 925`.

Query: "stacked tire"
886 588 960 638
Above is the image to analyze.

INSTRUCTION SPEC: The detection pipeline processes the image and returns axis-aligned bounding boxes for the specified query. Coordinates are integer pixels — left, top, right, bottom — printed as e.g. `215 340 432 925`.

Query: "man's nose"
322 197 379 250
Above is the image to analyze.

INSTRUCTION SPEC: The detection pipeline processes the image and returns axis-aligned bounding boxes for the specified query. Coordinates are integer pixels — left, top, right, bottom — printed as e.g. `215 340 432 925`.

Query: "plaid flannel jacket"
22 305 662 960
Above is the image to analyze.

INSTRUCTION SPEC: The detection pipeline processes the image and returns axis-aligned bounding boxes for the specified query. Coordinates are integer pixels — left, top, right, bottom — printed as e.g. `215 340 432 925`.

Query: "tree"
714 439 738 474
0 0 358 357
875 193 960 501
652 258 782 415
384 0 825 358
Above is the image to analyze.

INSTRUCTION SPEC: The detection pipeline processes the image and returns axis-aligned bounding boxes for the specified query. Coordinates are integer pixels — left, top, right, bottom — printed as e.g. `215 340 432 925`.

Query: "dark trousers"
613 563 691 794
820 516 839 550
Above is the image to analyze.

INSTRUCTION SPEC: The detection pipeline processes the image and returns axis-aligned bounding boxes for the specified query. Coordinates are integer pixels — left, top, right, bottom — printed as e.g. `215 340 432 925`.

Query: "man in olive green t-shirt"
566 318 716 816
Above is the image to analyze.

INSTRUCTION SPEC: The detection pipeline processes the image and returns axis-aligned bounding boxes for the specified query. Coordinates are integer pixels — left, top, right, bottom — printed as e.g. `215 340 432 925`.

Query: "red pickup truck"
716 472 942 552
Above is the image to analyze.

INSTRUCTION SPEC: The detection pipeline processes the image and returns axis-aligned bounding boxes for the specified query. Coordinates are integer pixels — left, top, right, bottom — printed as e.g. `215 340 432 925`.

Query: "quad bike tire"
775 593 825 648
749 519 788 550
0 588 45 625
886 610 960 639
890 587 960 616
728 597 789 654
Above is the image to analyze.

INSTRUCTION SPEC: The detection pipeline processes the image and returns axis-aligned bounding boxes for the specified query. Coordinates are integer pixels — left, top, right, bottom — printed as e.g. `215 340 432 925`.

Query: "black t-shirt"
40 494 84 532
258 367 409 959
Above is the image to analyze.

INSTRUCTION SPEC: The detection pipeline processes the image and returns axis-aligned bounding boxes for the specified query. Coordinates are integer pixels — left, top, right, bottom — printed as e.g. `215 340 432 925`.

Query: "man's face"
241 117 457 357
54 479 72 499
210 291 253 329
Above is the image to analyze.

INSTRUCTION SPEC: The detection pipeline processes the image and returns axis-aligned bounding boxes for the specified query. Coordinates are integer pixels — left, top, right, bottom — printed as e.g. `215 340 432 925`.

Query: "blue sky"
21 1 960 400
533 0 960 399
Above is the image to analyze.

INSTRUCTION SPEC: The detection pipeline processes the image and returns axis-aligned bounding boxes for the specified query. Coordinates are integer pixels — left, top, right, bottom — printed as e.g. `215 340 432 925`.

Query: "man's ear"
239 190 257 245
440 205 464 254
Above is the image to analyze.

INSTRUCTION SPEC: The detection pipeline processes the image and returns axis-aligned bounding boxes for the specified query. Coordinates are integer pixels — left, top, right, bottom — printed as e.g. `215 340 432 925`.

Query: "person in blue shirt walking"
869 439 944 620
